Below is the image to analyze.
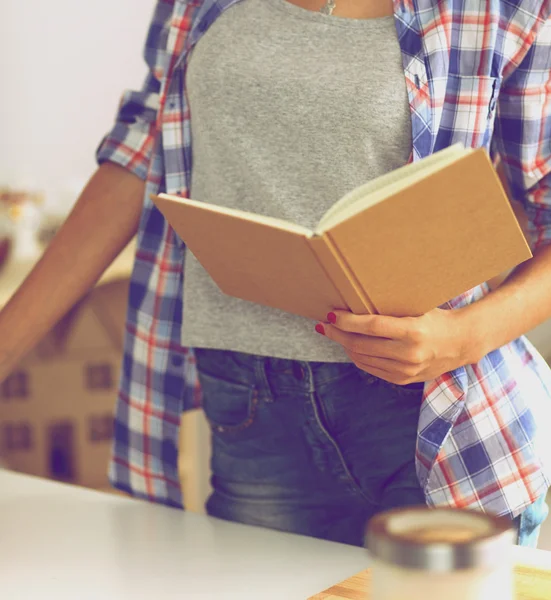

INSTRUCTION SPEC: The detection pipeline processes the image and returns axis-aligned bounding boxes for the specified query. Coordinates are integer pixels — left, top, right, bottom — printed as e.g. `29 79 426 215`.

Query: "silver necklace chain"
319 0 336 15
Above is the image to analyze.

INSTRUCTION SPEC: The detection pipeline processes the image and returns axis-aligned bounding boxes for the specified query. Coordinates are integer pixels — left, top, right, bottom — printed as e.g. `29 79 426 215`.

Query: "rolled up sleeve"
96 0 174 181
492 16 551 251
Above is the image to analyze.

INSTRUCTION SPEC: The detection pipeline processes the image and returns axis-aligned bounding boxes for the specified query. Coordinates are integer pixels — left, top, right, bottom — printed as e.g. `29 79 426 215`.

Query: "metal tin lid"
366 506 515 572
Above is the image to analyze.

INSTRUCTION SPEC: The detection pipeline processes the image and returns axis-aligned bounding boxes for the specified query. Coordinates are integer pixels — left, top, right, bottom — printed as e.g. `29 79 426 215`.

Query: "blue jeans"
194 349 548 548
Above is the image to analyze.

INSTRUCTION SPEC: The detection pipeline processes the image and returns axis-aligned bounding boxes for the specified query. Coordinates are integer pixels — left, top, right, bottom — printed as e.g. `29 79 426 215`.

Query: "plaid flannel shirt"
97 0 551 518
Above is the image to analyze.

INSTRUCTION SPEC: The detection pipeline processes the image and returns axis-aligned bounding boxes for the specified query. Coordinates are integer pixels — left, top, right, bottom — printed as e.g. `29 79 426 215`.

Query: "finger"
321 324 409 361
352 362 422 386
328 310 413 340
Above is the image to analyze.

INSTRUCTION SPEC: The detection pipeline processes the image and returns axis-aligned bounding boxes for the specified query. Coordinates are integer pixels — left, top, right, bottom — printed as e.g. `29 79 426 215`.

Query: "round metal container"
366 506 515 572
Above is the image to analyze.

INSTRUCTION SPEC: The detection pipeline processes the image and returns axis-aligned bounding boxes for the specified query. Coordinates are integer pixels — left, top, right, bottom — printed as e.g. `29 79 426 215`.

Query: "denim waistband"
193 348 424 398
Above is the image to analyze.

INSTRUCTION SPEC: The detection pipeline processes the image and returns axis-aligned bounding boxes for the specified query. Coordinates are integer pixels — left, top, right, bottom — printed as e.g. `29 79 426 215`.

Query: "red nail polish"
315 323 325 335
327 312 337 324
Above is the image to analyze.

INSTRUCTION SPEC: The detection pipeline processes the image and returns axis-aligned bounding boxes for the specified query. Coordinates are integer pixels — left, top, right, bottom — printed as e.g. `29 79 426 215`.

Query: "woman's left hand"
316 308 473 385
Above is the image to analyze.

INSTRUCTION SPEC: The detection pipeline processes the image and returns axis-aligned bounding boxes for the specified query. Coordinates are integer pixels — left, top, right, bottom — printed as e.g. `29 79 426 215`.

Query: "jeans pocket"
357 368 424 399
197 369 259 435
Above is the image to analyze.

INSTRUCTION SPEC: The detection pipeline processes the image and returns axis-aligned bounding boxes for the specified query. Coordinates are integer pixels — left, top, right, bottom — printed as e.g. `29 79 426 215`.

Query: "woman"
1 0 551 547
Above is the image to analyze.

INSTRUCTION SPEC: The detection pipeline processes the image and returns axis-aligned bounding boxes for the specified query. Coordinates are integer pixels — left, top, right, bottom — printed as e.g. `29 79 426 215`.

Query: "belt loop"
292 363 305 381
257 357 275 403
301 362 315 394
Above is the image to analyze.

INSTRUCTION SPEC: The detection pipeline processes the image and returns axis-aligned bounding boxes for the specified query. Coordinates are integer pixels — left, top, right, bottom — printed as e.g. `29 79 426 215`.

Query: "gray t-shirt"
183 0 412 362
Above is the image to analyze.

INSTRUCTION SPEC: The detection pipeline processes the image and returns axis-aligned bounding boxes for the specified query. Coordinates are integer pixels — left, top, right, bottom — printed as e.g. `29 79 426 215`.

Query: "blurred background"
0 0 550 539
0 0 210 511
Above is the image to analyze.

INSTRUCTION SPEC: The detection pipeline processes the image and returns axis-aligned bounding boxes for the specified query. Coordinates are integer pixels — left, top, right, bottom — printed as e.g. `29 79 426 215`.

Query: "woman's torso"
183 0 412 361
100 0 551 516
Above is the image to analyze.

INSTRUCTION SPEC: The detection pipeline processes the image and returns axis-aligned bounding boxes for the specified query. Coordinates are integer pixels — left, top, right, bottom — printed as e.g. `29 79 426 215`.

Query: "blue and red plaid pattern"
97 0 551 517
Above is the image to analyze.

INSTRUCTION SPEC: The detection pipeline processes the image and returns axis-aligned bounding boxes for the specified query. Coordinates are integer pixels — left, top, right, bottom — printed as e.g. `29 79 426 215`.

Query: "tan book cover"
151 146 532 321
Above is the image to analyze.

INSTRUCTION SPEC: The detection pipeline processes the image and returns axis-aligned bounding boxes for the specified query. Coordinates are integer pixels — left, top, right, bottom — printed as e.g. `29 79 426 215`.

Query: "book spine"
308 235 377 315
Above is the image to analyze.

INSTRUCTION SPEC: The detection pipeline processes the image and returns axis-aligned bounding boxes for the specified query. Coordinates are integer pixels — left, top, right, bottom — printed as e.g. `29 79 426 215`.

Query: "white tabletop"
0 470 368 600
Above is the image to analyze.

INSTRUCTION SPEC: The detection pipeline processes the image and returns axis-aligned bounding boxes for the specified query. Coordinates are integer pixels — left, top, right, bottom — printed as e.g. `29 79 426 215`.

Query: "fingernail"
327 312 337 324
315 323 325 335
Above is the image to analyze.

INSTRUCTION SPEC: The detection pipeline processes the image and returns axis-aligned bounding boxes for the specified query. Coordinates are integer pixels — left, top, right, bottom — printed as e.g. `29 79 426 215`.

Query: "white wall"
0 0 154 209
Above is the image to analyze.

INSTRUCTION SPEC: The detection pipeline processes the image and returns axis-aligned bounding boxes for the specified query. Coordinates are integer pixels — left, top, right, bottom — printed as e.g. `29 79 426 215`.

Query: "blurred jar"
366 506 515 600
0 188 16 271
0 186 44 263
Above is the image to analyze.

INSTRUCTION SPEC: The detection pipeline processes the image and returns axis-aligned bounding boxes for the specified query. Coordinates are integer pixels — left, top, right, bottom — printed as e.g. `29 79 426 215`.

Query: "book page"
316 144 469 233
155 194 313 237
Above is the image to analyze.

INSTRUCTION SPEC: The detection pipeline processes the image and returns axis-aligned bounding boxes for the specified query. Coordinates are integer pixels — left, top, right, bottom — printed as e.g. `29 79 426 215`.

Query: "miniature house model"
0 280 128 488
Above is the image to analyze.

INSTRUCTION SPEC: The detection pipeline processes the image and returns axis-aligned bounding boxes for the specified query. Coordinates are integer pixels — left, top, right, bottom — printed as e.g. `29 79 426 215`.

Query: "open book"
152 145 531 321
